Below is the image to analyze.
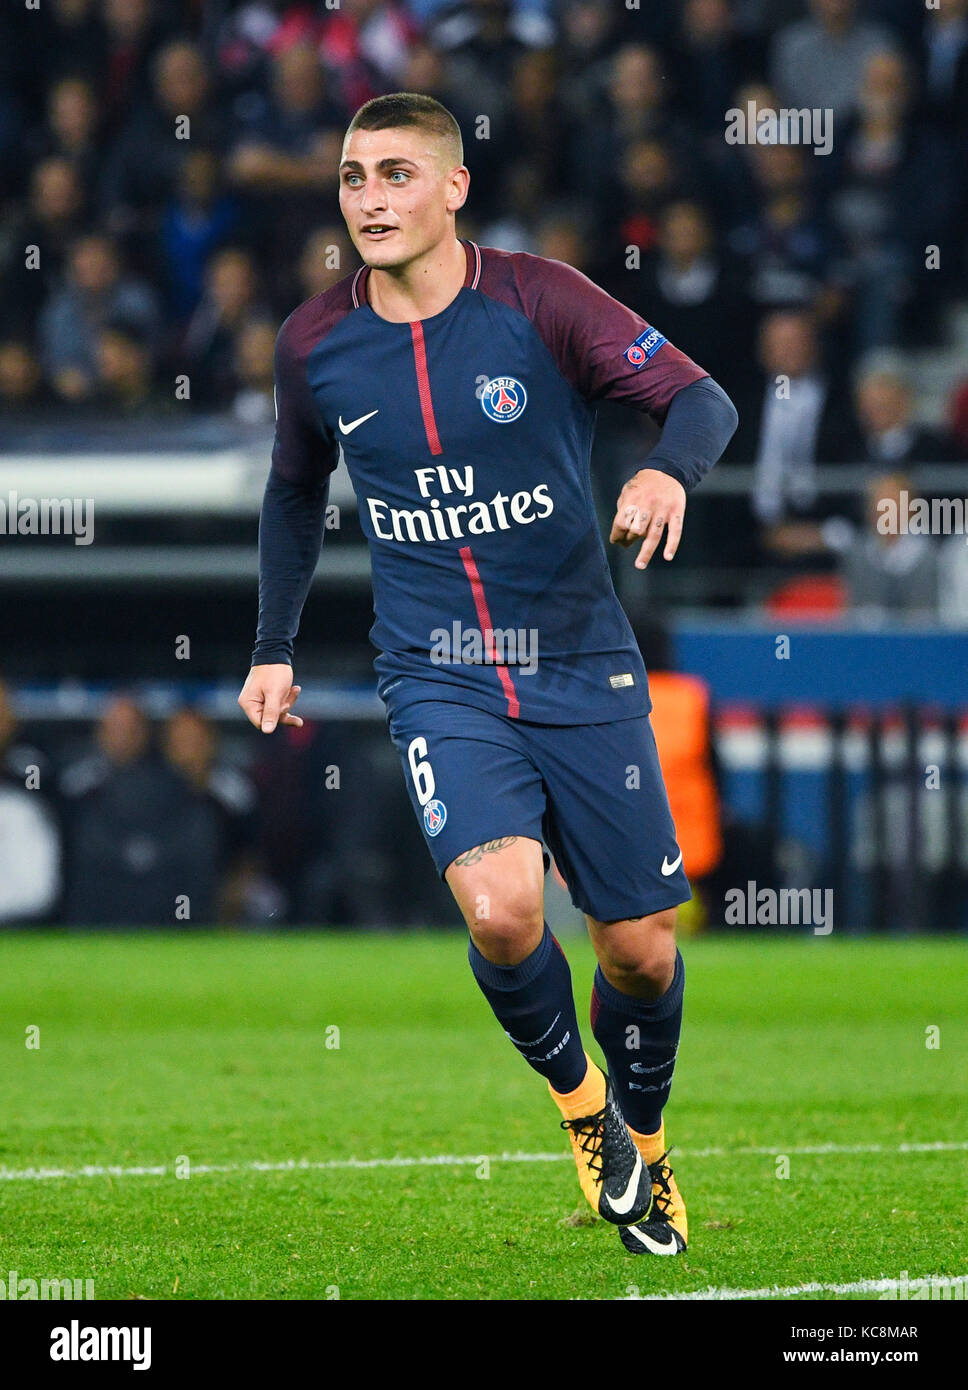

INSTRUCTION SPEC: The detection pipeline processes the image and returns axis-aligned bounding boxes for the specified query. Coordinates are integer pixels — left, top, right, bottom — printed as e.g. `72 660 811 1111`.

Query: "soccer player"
238 93 738 1256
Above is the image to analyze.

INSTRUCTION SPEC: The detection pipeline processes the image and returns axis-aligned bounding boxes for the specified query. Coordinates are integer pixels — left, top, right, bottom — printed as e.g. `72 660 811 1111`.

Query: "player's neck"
365 237 467 324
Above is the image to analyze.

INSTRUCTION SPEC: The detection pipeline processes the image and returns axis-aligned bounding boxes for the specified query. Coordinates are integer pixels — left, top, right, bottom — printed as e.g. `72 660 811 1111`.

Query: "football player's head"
339 93 469 271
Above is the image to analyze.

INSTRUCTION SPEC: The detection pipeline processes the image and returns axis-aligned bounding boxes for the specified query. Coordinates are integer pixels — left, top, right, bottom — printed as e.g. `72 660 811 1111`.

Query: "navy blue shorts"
386 695 690 922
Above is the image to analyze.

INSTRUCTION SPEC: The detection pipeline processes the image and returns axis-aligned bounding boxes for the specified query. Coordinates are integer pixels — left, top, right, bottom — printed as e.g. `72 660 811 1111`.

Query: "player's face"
338 127 465 270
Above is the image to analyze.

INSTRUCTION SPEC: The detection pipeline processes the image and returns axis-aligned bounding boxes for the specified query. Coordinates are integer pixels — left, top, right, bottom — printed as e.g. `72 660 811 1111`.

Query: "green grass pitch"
0 931 965 1301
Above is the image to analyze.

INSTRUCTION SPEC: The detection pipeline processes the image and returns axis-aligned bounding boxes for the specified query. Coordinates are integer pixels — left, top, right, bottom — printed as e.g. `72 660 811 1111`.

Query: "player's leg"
444 835 651 1225
387 698 588 1091
530 713 690 1252
585 907 682 1147
585 908 688 1254
387 695 651 1225
445 833 586 1095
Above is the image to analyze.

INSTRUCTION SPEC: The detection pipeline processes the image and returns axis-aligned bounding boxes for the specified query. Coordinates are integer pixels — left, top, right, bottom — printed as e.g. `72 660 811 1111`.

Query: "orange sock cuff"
628 1120 665 1166
549 1052 606 1120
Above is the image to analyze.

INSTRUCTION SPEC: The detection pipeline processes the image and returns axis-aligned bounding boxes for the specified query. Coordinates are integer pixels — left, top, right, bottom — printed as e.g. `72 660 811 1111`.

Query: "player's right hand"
237 664 303 734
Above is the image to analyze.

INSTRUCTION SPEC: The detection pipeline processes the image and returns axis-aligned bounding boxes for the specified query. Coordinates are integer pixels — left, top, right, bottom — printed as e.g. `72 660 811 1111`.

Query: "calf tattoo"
453 836 519 867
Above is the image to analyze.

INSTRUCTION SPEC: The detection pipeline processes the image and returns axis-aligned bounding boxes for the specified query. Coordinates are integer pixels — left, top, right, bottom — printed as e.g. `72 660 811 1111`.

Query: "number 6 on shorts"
407 736 436 807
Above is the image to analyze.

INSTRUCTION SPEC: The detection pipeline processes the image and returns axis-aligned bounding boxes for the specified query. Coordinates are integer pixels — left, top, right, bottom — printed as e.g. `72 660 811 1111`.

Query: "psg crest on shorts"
423 799 447 837
481 376 527 423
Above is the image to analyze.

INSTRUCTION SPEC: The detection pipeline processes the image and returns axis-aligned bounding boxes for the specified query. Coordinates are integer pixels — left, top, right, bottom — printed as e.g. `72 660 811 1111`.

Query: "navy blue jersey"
261 239 715 725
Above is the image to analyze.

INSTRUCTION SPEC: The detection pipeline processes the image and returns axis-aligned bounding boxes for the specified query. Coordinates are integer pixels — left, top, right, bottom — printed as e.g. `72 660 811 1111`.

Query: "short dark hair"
345 92 463 169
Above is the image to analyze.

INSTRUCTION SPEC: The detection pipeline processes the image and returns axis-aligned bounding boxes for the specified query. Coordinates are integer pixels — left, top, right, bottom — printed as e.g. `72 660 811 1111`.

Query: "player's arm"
611 376 739 569
238 314 338 734
527 257 738 569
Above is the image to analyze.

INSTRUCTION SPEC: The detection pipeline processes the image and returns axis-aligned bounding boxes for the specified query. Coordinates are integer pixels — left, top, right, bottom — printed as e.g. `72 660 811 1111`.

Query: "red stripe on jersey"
409 320 443 455
458 545 520 720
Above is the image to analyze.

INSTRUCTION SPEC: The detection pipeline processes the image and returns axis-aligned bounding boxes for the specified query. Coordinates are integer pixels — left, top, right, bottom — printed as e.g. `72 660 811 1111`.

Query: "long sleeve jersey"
252 238 737 724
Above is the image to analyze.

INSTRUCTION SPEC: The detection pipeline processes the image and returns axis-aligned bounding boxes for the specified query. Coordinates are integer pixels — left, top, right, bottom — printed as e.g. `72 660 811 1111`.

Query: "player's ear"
445 166 470 214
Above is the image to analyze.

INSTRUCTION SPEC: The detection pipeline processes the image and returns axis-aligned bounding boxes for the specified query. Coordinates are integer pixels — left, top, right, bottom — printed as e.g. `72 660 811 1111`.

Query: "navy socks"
590 950 685 1135
468 924 588 1094
468 926 685 1132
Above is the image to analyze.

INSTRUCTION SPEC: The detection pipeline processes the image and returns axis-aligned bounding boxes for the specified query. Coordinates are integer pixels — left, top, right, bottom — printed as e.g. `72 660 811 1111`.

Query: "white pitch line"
628 1274 968 1301
0 1139 966 1183
677 1139 968 1158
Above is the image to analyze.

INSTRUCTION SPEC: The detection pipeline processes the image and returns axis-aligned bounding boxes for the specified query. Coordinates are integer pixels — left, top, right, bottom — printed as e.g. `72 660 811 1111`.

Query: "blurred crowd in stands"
0 676 453 927
2 2 965 927
2 0 968 615
1 0 966 427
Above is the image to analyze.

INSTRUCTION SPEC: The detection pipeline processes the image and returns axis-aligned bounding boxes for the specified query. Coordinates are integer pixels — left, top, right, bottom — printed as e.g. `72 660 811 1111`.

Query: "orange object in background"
648 670 722 881
765 574 847 618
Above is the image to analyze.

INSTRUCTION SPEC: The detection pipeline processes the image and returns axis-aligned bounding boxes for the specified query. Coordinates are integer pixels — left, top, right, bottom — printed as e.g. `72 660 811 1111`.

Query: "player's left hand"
610 468 687 569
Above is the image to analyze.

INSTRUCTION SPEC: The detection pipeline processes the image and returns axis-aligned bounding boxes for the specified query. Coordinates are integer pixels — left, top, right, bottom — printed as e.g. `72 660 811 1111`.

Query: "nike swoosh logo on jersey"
338 409 379 435
626 1223 679 1255
602 1148 644 1217
661 851 683 876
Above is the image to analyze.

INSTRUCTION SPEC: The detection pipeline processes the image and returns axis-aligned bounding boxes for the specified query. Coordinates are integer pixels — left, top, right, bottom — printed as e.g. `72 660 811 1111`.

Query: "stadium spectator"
532 211 595 276
614 137 688 261
94 322 165 417
296 226 359 302
159 149 242 322
227 43 345 197
230 318 277 426
182 246 268 409
840 471 939 618
60 695 224 926
431 0 550 83
729 309 860 506
399 40 456 119
0 680 61 925
226 41 346 264
16 0 106 110
570 44 698 208
558 0 625 108
852 359 957 467
27 155 88 253
101 39 226 236
920 0 968 135
99 0 172 140
728 142 840 320
506 48 571 200
819 49 961 352
38 231 160 404
673 0 767 141
30 76 101 193
770 0 896 120
314 0 421 105
0 0 962 638
621 200 749 397
476 160 543 253
161 707 260 922
0 341 45 414
0 157 88 336
249 716 450 927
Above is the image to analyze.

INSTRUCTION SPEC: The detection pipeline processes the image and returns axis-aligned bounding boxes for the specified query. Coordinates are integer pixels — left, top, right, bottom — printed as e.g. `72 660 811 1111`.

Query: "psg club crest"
481 376 527 423
423 799 447 837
